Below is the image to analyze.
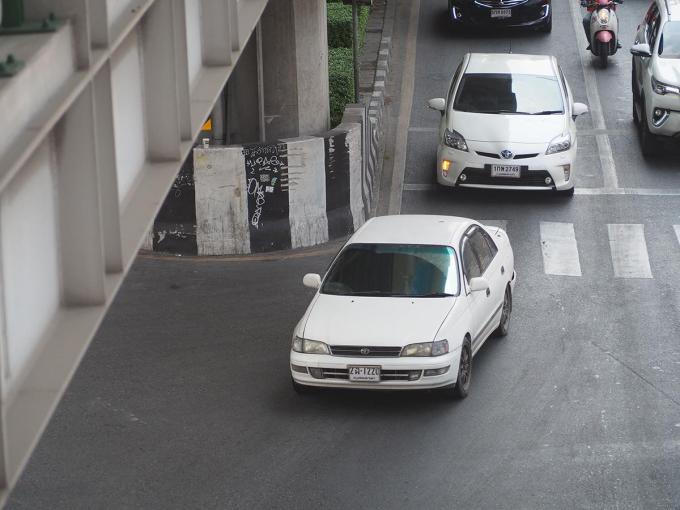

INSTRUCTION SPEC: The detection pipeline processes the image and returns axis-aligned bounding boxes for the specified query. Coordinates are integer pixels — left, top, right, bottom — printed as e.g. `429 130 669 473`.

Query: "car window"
645 3 659 43
480 229 499 258
650 14 662 49
469 229 495 274
446 62 464 106
462 237 482 282
557 66 571 113
453 73 564 115
321 243 459 297
659 21 680 58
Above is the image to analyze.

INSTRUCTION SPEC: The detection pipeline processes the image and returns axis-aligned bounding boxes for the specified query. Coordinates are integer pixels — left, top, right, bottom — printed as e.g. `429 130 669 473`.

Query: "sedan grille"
320 368 422 381
330 345 403 357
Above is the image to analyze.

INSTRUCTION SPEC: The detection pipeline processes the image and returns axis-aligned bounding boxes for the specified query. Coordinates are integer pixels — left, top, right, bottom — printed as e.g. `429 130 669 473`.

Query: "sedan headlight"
401 339 449 357
291 336 330 355
546 133 571 155
444 128 468 152
651 76 680 96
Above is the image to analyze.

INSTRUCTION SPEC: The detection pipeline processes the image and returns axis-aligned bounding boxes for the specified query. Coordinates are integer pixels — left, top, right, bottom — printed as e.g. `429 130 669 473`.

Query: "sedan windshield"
321 244 459 297
453 73 564 115
659 21 680 59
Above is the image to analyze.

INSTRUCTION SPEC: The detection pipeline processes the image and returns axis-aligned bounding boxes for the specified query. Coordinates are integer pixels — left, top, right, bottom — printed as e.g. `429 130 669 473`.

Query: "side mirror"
427 98 446 113
572 102 589 120
303 273 321 290
630 43 652 58
468 277 489 293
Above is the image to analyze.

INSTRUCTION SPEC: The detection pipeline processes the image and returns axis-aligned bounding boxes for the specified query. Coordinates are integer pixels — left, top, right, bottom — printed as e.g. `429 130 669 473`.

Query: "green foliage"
327 3 370 49
328 48 354 127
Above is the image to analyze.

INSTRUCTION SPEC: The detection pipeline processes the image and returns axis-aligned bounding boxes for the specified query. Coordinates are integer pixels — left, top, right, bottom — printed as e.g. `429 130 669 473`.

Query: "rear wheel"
598 41 609 68
494 286 512 337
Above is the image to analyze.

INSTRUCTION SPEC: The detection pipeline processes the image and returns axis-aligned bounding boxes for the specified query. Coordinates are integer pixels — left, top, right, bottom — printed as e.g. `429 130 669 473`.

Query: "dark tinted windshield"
453 73 564 115
322 244 459 297
659 21 680 58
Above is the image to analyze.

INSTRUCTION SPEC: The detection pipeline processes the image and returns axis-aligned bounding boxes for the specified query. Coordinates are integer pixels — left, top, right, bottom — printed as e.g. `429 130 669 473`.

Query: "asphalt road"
9 1 680 509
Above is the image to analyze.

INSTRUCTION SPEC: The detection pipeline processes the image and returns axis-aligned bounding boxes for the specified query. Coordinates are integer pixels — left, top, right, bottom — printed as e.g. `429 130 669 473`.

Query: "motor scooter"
581 0 624 68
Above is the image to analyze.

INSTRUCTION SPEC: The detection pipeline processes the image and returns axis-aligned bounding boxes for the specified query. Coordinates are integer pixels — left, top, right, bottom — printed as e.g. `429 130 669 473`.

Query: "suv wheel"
639 101 659 157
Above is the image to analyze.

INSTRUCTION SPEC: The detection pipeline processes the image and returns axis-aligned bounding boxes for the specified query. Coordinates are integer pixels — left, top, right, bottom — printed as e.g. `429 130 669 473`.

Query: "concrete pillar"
260 0 329 140
225 30 262 145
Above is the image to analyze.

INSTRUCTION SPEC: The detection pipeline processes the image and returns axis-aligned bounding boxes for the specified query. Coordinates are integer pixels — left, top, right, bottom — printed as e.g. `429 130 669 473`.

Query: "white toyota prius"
428 53 589 196
290 215 515 398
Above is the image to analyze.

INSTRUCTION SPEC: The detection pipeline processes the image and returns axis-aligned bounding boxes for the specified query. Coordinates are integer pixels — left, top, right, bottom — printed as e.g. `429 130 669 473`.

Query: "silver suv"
631 0 680 156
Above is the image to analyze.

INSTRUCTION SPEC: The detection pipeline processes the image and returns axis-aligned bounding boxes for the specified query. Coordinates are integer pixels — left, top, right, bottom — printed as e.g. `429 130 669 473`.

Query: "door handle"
486 288 490 297
501 265 505 275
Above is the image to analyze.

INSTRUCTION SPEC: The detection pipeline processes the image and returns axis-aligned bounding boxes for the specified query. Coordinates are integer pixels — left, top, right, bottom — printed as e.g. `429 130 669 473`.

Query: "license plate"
491 165 521 178
491 8 511 18
348 366 381 382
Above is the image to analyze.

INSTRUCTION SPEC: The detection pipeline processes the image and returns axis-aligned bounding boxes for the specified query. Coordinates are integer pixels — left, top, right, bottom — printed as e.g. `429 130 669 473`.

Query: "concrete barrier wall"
145 117 371 255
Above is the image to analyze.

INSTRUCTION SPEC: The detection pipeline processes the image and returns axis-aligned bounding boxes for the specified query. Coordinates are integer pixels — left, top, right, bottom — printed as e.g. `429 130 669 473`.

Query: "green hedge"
327 3 370 49
329 47 354 127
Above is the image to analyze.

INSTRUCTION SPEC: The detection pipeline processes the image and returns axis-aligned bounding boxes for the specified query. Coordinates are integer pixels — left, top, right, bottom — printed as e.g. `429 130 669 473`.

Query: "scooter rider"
581 0 623 51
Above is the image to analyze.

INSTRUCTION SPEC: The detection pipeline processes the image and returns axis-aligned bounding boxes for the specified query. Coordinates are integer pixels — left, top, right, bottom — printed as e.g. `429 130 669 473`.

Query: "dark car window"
659 21 680 58
321 244 459 297
462 237 482 282
645 3 659 43
469 229 495 274
453 73 564 115
446 62 464 106
480 229 499 259
650 14 662 49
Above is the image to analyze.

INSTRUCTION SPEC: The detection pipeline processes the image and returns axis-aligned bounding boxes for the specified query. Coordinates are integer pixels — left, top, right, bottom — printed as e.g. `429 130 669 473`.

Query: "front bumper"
436 141 575 192
449 1 550 28
290 349 460 390
647 108 680 139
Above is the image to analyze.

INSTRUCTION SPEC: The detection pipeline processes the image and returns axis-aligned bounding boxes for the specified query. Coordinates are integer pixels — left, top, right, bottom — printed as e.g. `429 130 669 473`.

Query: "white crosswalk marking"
539 222 582 276
674 226 680 246
608 224 653 279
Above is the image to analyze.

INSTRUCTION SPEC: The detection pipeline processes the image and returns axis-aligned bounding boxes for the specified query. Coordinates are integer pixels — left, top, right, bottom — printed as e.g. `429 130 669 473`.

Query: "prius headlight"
444 128 469 152
291 336 330 355
546 133 572 155
401 339 449 357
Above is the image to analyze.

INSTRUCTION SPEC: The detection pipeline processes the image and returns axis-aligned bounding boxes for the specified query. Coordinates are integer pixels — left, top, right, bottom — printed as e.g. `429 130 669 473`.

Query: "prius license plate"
348 366 381 382
491 8 511 18
491 165 521 178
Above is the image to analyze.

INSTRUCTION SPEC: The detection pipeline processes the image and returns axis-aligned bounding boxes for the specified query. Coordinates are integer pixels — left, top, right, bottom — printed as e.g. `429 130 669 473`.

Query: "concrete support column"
226 30 261 145
260 0 329 140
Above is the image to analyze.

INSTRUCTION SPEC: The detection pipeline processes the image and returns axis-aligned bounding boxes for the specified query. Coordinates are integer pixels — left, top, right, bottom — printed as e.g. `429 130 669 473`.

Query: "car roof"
465 53 556 77
348 215 473 247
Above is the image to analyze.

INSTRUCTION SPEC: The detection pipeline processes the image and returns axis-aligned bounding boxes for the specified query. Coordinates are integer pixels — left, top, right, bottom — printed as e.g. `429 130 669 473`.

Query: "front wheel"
555 187 575 198
639 102 659 157
452 340 472 399
540 14 552 33
598 41 609 68
292 378 316 395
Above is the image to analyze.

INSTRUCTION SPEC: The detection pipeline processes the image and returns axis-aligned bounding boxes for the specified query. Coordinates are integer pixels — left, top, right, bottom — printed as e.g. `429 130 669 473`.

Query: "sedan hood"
451 111 567 143
303 294 455 346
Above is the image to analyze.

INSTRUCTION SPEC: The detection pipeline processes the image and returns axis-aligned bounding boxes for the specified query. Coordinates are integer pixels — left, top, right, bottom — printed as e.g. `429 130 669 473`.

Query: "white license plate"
348 366 381 382
491 165 521 178
491 8 511 18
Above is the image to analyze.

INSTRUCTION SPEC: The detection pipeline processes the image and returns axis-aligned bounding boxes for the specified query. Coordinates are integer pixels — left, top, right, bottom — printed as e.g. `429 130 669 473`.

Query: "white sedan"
290 215 516 398
428 53 588 196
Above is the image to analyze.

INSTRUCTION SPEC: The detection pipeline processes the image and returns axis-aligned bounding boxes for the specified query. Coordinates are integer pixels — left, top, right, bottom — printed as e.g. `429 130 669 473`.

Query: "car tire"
494 286 512 337
632 67 640 125
452 339 472 399
555 186 575 197
639 101 658 157
540 14 552 33
292 378 315 395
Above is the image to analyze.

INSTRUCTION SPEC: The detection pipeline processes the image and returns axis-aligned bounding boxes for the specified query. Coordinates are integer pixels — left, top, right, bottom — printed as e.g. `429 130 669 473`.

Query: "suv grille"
330 345 403 357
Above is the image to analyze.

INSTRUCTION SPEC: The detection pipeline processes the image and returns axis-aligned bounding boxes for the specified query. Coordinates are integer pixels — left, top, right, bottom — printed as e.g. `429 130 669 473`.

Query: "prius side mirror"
468 277 489 293
572 102 589 121
427 98 446 114
303 273 321 290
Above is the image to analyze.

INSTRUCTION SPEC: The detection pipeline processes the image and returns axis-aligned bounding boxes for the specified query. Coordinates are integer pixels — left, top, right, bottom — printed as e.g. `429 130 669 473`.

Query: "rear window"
453 73 564 115
659 21 680 58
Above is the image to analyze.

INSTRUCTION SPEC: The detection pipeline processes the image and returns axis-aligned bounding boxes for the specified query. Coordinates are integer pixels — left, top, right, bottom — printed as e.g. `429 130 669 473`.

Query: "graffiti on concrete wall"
324 132 354 239
243 143 292 252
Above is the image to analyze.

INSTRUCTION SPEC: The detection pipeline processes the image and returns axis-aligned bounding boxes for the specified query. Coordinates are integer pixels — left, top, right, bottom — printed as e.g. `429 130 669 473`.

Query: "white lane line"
568 0 619 189
401 184 680 196
674 225 680 247
608 224 653 279
388 0 420 215
540 222 582 277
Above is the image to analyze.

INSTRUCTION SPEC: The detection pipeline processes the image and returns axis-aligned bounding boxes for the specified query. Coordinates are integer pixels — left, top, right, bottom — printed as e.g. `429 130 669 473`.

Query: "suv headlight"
546 133 571 155
444 128 468 152
401 339 449 357
291 336 330 355
651 76 680 96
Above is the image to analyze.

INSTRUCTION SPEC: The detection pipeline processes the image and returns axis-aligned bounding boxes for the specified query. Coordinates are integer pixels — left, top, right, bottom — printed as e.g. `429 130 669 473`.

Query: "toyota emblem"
500 150 514 160
360 347 371 355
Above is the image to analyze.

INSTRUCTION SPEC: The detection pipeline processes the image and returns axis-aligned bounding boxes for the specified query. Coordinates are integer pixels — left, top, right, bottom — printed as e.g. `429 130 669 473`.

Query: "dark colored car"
448 0 552 32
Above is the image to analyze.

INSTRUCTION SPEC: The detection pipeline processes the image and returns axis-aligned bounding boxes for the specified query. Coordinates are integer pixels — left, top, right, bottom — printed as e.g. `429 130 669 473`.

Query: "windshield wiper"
350 290 388 296
531 110 563 115
418 292 455 298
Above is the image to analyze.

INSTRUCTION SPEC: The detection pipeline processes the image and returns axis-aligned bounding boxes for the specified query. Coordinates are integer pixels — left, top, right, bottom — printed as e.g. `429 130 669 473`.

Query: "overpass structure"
0 0 329 503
